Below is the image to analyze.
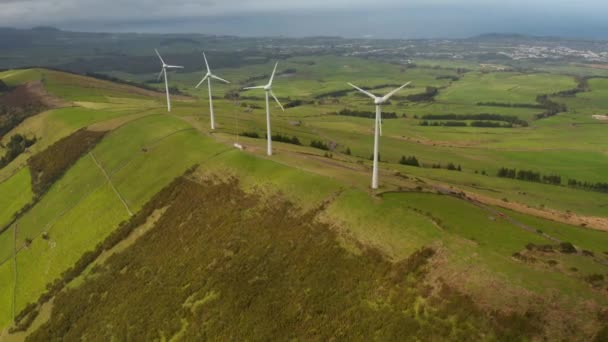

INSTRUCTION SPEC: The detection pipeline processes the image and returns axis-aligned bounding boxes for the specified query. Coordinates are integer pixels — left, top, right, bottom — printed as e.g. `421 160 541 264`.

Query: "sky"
2 0 608 39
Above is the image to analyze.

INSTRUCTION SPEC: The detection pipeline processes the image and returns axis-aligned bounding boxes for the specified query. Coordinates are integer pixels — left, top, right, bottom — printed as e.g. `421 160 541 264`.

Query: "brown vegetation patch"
26 174 542 341
27 129 107 197
464 190 608 232
0 81 65 138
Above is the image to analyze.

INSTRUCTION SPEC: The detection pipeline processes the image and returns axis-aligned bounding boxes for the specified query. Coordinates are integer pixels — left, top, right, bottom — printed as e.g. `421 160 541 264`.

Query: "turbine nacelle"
242 62 283 111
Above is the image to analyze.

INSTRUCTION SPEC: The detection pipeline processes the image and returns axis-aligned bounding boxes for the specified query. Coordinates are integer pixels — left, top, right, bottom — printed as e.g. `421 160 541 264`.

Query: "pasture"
0 54 607 339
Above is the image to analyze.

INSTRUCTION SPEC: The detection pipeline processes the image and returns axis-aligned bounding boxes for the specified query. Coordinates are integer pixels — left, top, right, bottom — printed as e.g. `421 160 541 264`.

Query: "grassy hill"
0 62 607 341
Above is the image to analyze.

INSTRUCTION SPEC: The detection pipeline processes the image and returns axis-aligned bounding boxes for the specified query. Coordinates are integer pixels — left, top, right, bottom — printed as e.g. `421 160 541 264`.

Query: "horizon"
4 26 608 43
2 1 608 40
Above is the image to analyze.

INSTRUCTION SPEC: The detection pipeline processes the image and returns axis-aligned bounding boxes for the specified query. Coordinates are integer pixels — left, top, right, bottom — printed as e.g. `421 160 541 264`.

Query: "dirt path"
431 184 608 267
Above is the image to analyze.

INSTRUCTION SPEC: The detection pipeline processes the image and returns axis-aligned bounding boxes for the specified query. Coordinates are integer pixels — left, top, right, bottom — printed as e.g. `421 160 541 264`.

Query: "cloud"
0 0 605 37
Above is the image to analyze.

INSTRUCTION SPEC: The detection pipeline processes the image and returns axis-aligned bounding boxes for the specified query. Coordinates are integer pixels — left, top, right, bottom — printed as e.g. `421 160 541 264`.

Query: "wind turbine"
195 52 230 130
155 49 183 112
347 81 412 190
243 62 284 156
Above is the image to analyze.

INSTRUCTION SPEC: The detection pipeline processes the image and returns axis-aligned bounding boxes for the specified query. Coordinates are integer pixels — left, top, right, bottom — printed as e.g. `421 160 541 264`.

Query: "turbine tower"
155 49 183 112
347 81 412 189
195 52 230 130
243 62 284 156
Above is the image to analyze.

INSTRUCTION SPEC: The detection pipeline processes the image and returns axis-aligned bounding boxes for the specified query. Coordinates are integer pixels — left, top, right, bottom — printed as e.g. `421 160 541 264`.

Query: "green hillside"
0 61 607 341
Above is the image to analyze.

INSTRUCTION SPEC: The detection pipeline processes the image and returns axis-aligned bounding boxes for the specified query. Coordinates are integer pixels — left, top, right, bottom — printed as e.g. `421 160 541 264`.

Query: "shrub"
310 140 329 151
559 242 577 254
240 131 260 139
399 156 420 167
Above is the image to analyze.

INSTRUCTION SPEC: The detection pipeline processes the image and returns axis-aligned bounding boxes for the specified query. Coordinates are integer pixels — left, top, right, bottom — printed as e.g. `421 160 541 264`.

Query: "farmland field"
1 33 608 340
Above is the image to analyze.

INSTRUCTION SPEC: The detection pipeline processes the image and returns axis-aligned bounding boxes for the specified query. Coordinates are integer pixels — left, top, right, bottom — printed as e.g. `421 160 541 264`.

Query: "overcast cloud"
1 0 607 38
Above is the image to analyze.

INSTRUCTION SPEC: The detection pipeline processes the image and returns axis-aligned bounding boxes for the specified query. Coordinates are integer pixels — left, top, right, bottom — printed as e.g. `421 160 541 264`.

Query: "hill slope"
0 69 607 341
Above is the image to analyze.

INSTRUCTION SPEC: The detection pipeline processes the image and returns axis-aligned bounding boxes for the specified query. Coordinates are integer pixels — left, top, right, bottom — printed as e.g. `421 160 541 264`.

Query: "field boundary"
12 223 17 322
89 152 133 217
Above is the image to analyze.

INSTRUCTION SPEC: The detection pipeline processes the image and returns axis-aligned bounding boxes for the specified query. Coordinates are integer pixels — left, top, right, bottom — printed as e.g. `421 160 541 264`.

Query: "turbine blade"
157 68 165 81
270 91 284 112
211 74 230 84
243 85 266 90
382 81 412 102
347 82 377 100
203 52 210 72
268 62 278 85
166 65 184 69
155 49 165 65
195 75 209 88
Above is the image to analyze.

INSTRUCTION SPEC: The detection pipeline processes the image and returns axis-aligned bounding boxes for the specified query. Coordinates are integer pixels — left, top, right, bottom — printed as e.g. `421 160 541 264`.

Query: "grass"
15 155 106 247
1 65 607 339
437 72 577 105
0 168 33 229
0 262 15 329
14 183 130 314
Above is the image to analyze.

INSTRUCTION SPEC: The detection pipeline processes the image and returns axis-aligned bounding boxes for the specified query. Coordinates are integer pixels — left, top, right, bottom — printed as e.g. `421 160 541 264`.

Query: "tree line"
421 113 528 126
497 167 561 185
0 133 36 168
567 179 608 194
403 86 438 102
399 155 461 171
498 167 608 194
476 102 544 109
420 121 515 128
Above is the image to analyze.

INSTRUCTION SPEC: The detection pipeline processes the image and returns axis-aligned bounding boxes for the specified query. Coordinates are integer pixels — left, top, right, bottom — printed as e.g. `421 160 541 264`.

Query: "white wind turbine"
195 52 230 130
155 49 183 112
243 62 284 156
347 81 412 189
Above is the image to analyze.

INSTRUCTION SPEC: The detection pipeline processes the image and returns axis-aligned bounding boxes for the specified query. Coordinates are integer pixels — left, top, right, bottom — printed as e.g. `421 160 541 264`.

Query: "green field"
1 55 607 339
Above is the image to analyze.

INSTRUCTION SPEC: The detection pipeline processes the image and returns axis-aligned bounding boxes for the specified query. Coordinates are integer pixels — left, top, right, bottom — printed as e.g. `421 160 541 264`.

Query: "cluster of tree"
269 134 302 146
476 102 544 109
224 89 240 100
27 129 107 196
497 168 562 185
314 88 351 99
285 99 314 108
405 86 438 102
310 140 330 151
420 121 467 127
336 109 398 119
399 155 420 167
436 75 460 81
420 120 517 128
422 113 528 126
240 131 260 138
0 134 36 168
567 179 608 193
535 95 567 119
431 162 462 171
239 132 303 146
